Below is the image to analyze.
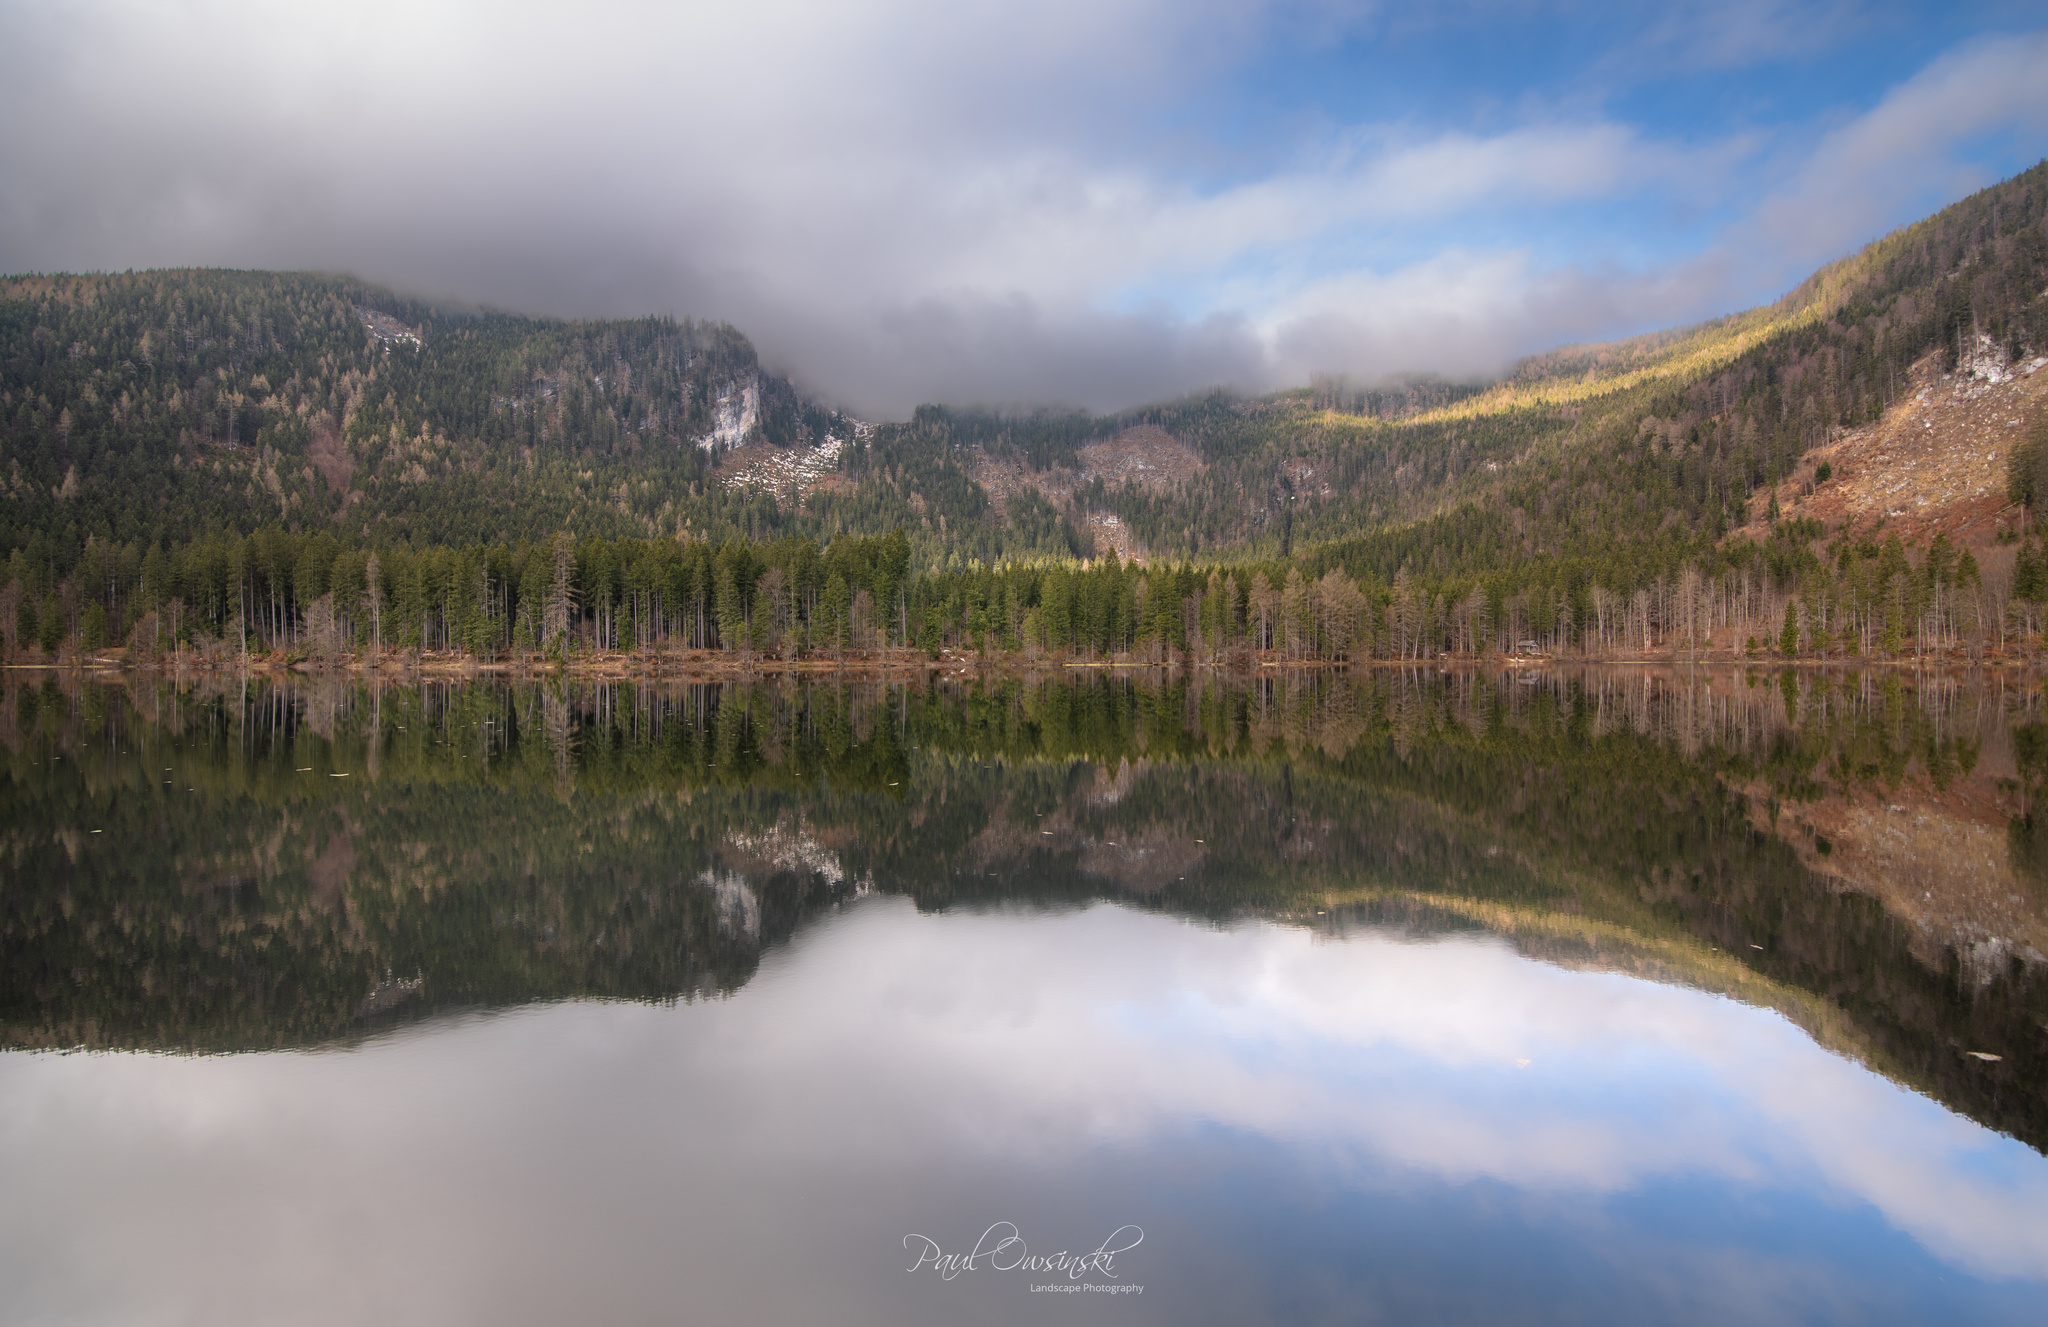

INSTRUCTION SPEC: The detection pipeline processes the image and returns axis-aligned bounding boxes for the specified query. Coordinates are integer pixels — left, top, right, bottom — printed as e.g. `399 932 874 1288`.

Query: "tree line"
8 509 2047 667
4 166 2045 662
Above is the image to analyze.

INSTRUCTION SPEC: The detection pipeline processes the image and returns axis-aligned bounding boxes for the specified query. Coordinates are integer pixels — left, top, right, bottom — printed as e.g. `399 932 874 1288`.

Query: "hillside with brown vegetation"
969 423 1208 563
1748 346 2047 548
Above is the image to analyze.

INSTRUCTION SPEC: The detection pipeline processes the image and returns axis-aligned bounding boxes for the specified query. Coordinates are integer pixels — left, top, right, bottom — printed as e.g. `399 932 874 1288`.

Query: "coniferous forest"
5 163 2048 670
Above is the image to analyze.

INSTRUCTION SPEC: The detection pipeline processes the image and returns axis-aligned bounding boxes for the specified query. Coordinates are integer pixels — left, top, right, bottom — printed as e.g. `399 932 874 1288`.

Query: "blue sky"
1 1 2044 414
1181 3 2048 295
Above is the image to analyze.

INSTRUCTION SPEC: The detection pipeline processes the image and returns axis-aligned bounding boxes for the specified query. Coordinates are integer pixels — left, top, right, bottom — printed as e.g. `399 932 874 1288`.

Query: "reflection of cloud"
726 904 2048 1280
2 900 2044 1326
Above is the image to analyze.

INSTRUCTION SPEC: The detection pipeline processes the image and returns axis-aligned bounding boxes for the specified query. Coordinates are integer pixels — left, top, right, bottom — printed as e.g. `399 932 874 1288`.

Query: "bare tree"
545 534 575 651
1314 570 1365 660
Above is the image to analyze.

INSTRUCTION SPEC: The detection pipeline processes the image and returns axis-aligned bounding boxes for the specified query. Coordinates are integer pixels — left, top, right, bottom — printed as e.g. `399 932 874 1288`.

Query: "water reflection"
4 902 2045 1325
4 670 2041 1136
2 668 2047 1322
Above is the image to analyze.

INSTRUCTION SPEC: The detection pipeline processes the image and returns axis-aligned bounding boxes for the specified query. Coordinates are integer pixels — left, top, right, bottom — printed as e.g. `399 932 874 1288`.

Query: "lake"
3 668 2045 1325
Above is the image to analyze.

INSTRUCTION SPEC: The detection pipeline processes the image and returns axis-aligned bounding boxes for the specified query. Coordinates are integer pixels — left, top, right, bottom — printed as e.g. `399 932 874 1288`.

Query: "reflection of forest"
2 668 2043 1152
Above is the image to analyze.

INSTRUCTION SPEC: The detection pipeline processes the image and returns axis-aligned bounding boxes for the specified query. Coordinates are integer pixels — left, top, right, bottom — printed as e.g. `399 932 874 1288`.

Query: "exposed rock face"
697 375 760 452
697 868 763 941
354 306 422 350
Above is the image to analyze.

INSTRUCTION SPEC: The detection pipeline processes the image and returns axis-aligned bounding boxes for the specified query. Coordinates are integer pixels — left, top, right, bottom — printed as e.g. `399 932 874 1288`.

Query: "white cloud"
1625 0 1870 72
0 4 2043 413
1741 30 2048 277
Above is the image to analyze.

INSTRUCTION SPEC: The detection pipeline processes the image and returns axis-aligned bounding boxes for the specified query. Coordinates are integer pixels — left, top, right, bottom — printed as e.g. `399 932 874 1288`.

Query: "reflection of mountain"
0 678 877 1051
2 670 2042 1152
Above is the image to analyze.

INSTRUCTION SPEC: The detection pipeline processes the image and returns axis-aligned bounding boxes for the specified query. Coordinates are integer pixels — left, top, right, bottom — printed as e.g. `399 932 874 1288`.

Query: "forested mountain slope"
916 158 2048 576
3 162 2045 593
0 271 849 564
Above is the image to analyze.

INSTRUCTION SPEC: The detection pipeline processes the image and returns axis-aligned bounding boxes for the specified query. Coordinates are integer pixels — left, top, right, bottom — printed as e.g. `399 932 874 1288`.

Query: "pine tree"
37 592 63 653
2016 542 2046 603
822 571 850 657
364 551 384 654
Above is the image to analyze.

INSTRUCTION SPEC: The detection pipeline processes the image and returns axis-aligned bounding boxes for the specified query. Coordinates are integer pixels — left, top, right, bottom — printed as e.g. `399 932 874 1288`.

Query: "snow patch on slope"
718 420 871 503
726 821 847 886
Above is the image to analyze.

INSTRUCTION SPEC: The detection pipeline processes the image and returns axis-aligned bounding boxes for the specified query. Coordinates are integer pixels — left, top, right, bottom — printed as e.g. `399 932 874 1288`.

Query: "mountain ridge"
2 165 2048 682
5 162 2045 576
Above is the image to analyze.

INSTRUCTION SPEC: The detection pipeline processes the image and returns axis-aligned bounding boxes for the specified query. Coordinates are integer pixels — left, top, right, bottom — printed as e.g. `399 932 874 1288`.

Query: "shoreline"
6 646 2039 682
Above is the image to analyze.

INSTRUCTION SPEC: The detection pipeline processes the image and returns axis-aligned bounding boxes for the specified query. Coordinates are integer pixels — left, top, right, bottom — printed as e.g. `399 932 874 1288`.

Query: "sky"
1 1 2046 417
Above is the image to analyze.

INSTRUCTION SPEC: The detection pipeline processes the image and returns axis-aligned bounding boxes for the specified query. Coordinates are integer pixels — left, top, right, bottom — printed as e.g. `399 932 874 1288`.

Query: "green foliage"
8 670 2046 1152
4 167 2046 665
36 592 61 652
0 269 853 562
2017 541 2048 604
2009 414 2048 508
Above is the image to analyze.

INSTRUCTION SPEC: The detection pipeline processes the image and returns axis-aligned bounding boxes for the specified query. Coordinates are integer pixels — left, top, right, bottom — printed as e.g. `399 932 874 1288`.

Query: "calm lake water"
3 669 2046 1325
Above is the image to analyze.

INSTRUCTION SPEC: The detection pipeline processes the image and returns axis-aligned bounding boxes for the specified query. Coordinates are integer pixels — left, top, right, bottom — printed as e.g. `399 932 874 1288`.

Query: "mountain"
776 158 2046 577
0 271 851 562
8 165 2048 584
2 163 2047 669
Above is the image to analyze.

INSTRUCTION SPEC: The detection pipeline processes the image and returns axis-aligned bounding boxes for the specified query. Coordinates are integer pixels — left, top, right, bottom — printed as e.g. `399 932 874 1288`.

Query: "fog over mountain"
2 1 2045 416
